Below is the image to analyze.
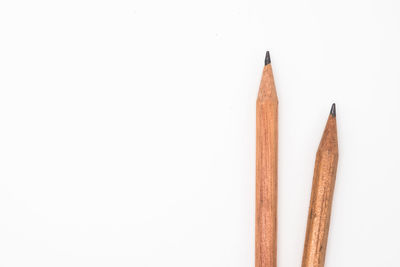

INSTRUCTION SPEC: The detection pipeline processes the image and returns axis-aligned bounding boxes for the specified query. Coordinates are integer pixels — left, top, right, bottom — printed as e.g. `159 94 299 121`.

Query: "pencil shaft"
256 63 278 267
302 113 338 267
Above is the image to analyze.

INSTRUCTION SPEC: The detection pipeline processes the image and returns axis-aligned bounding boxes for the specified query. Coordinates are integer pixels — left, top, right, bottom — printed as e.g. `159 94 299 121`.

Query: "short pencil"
301 104 339 267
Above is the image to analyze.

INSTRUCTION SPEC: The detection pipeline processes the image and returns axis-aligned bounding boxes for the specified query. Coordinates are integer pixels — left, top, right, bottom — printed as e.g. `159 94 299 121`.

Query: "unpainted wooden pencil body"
302 112 338 267
256 63 278 267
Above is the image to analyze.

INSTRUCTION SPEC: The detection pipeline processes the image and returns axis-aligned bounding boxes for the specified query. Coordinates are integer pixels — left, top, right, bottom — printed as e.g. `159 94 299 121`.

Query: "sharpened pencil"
301 104 339 267
256 51 278 267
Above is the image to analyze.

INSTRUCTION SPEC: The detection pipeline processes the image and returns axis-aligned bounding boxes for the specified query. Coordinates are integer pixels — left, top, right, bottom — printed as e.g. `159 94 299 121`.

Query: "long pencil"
256 51 278 267
301 104 339 267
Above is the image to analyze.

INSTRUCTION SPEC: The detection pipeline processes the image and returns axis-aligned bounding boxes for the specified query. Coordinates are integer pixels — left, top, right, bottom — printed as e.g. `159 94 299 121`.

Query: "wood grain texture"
256 63 278 267
302 113 338 267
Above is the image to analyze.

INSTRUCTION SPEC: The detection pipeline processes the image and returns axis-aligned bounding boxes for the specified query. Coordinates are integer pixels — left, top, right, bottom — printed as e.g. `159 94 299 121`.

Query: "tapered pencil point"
265 51 271 65
330 103 336 117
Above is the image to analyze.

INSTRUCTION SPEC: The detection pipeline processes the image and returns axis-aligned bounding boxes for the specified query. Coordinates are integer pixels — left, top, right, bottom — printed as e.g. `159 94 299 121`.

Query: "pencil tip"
265 51 271 65
330 103 336 117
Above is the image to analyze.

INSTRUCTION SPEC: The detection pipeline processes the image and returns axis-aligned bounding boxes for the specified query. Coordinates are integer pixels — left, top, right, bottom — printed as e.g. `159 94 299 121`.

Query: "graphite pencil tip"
330 103 336 117
265 51 271 65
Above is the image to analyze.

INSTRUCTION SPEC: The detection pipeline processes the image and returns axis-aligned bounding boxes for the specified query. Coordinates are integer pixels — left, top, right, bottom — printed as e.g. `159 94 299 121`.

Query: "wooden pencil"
256 51 278 267
301 104 339 267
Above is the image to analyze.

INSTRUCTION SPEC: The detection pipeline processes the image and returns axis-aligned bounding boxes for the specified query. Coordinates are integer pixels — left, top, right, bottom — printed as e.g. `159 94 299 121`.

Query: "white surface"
0 0 400 266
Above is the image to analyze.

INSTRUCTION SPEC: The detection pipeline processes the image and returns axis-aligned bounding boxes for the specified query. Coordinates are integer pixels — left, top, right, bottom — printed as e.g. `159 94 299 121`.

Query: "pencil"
256 51 278 267
301 104 339 267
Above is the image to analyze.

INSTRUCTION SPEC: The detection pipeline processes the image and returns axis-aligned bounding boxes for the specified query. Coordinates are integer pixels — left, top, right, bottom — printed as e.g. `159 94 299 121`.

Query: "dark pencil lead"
265 51 271 65
330 103 336 117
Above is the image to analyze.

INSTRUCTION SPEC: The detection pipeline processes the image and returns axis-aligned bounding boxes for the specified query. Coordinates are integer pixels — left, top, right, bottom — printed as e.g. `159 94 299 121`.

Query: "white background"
0 0 399 266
